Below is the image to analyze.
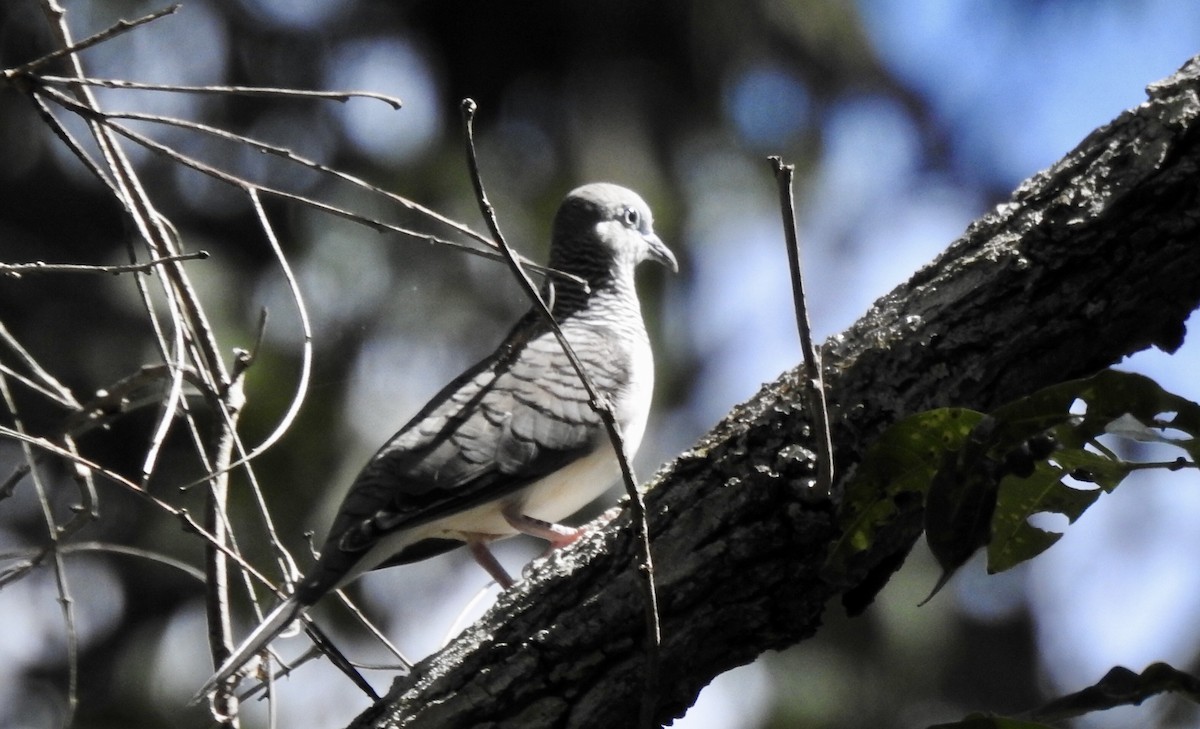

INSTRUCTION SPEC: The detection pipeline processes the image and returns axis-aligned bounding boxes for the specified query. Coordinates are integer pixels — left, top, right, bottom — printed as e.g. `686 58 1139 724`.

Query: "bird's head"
549 183 678 286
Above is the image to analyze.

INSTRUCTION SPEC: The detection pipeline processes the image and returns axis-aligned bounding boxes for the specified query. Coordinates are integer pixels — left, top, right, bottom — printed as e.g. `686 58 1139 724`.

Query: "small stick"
770 156 834 499
35 75 403 109
0 251 208 278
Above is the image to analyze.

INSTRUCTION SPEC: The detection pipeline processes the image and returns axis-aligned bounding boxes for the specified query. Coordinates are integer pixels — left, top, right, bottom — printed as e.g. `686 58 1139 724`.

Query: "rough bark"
349 56 1200 728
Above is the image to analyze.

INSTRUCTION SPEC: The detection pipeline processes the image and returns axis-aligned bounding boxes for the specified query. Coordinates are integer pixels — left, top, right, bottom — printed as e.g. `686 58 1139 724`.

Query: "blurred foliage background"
2 1 1199 727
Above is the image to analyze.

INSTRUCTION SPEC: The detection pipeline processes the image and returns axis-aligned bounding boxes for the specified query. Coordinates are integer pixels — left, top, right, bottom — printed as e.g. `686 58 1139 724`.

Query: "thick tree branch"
350 56 1200 728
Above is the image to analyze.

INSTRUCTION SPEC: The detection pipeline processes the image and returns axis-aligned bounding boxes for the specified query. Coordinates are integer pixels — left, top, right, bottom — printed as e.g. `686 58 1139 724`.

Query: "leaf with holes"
985 371 1199 573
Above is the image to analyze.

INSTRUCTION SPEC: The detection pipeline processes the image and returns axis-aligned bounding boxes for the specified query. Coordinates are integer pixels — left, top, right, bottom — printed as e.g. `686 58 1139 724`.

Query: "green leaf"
987 463 1082 572
924 416 1002 600
828 408 983 569
985 370 1198 572
1045 447 1133 495
829 369 1200 582
995 369 1200 454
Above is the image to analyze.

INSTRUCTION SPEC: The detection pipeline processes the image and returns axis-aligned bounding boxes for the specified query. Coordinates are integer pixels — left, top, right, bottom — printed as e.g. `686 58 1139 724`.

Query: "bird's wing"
297 319 628 598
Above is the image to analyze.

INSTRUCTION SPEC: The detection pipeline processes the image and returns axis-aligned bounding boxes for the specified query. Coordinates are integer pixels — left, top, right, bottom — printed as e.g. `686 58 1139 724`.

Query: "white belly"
432 443 620 539
349 331 654 579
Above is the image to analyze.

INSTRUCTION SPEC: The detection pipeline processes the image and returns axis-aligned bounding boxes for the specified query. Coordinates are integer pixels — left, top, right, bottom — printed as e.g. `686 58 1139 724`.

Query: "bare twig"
140 323 189 485
221 618 387 707
0 464 96 585
300 622 381 700
0 372 81 722
204 369 246 722
0 541 207 582
34 7 240 724
207 190 313 475
95 110 480 240
36 75 403 109
333 589 412 669
5 4 180 78
0 362 211 505
33 88 583 286
460 98 662 729
28 94 120 195
0 250 209 277
63 363 203 434
0 318 79 409
770 157 834 499
0 362 69 411
33 19 230 391
60 433 100 533
0 424 278 589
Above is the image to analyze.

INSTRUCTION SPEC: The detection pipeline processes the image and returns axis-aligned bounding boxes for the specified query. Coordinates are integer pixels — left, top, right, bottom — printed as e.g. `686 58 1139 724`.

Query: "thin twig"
36 75 404 109
28 94 119 195
221 424 301 599
140 321 189 485
206 190 313 475
36 9 239 723
95 109 485 244
1 362 209 505
32 34 230 395
0 541 207 582
204 365 248 722
333 589 412 668
208 333 305 633
0 372 80 722
0 425 276 588
0 363 68 416
63 363 203 434
0 318 79 409
0 250 208 277
460 98 662 729
60 433 100 532
770 157 834 499
300 622 381 700
215 613 385 705
34 88 583 286
442 583 500 648
6 4 179 78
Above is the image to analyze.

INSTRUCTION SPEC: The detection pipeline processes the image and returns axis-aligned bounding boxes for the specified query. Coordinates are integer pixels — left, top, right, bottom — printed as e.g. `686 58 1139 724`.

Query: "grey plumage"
193 183 675 701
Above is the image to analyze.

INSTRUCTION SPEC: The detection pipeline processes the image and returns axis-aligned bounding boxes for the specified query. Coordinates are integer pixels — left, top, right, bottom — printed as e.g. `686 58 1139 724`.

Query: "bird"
193 182 676 701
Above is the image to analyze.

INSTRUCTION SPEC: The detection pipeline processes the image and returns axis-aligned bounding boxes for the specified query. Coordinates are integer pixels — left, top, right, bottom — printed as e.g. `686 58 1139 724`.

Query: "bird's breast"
611 329 654 456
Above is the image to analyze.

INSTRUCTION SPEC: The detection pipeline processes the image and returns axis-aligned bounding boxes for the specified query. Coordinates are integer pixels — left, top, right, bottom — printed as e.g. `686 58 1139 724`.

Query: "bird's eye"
622 207 640 228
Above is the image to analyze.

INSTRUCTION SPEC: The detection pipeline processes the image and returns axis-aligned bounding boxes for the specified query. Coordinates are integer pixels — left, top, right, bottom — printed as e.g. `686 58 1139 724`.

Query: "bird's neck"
545 265 641 326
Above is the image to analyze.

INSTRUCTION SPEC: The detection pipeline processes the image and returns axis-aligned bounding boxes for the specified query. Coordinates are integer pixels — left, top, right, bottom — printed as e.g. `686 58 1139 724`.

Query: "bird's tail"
188 596 303 706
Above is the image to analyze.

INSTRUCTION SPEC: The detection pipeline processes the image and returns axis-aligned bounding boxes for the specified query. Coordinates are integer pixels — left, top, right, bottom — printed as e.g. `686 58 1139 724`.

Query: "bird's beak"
644 233 678 273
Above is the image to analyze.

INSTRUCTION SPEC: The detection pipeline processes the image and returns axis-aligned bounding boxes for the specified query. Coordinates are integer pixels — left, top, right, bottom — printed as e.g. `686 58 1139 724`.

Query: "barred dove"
194 182 676 700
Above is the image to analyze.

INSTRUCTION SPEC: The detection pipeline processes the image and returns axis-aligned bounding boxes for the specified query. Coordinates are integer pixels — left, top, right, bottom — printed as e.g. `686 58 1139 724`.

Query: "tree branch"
349 55 1200 728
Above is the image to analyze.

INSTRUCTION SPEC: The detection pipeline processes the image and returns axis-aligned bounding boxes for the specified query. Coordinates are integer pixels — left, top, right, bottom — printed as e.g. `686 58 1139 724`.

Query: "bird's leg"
466 537 515 589
502 510 583 550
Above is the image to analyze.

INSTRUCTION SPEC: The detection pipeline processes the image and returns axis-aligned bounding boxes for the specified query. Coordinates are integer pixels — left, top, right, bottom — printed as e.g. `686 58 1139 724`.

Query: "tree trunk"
350 55 1200 729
